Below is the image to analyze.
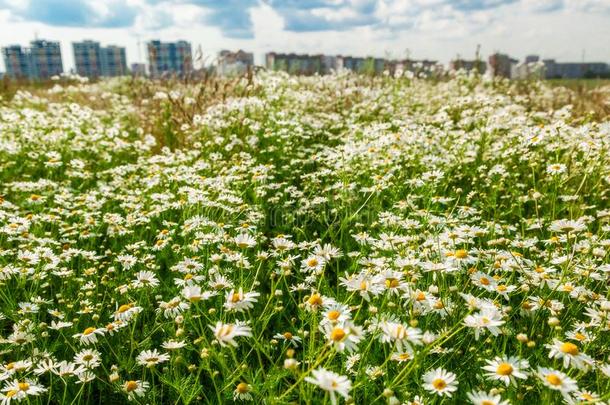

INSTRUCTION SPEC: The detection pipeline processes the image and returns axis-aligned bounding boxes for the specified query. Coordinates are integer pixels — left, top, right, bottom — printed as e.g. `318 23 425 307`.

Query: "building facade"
28 40 63 80
2 40 63 80
74 41 127 78
1 45 31 79
147 40 192 78
73 40 102 77
100 46 127 77
217 49 254 76
488 53 518 78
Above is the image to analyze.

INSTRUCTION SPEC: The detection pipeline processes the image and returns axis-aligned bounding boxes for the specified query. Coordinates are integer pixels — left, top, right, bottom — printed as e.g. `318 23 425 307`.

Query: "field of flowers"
0 71 609 404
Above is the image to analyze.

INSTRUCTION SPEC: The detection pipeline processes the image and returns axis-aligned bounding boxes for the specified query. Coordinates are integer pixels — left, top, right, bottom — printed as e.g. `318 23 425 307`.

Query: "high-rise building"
147 40 192 78
2 40 63 80
1 45 31 79
100 46 127 77
73 40 102 78
74 41 127 78
28 40 63 79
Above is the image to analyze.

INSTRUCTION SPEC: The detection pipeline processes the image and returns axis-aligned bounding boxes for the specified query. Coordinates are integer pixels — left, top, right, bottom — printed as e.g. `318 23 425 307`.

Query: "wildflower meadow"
0 71 609 404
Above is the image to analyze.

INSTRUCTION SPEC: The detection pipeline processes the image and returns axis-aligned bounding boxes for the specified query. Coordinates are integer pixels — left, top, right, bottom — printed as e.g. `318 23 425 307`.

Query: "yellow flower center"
497 284 507 292
480 277 490 286
18 382 29 391
574 333 586 341
330 327 346 342
307 294 323 306
125 381 138 392
454 249 468 259
327 310 340 321
560 342 579 355
83 327 96 335
118 304 131 313
283 332 293 340
496 363 513 376
6 390 17 398
385 278 399 288
307 258 319 267
546 374 562 386
231 293 241 303
236 382 249 394
432 379 446 390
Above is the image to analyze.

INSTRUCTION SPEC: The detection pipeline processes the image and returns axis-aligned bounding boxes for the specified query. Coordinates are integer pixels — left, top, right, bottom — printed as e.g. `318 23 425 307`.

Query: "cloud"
3 0 138 28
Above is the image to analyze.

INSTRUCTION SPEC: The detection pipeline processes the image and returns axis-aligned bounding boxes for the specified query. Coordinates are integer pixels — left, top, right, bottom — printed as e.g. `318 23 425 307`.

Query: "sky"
0 0 609 72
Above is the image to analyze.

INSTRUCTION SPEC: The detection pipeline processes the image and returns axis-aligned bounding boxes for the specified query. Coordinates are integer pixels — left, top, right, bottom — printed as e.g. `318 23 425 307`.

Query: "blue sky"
0 0 609 71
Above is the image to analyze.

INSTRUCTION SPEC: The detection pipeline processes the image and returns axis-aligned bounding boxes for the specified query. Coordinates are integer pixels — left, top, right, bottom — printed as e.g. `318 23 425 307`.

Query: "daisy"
320 303 352 326
482 356 529 386
73 349 102 369
123 380 149 400
537 367 578 394
301 254 326 274
273 332 302 347
321 321 365 353
233 382 253 401
546 163 567 175
136 349 170 368
305 368 351 405
1 379 46 402
339 273 383 301
546 339 593 371
549 219 586 234
467 390 510 405
114 303 142 322
379 321 423 352
224 288 260 312
422 367 458 397
210 321 252 347
234 233 257 249
132 271 160 288
162 340 187 350
464 308 505 340
157 297 190 318
73 327 105 345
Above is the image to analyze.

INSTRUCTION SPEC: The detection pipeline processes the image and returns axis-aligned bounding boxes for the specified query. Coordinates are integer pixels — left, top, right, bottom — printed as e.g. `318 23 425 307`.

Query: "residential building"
147 40 192 78
217 49 254 76
28 40 63 79
74 41 127 78
1 45 31 79
100 46 127 77
73 40 102 77
2 40 63 80
488 53 518 78
542 59 609 79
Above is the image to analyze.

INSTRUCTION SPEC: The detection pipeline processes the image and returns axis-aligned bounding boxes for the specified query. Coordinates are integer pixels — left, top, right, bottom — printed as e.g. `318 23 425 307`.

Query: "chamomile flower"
136 349 170 368
422 368 458 397
547 339 594 370
537 367 578 394
305 368 351 405
210 321 252 347
123 380 149 400
482 356 529 386
467 390 510 405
